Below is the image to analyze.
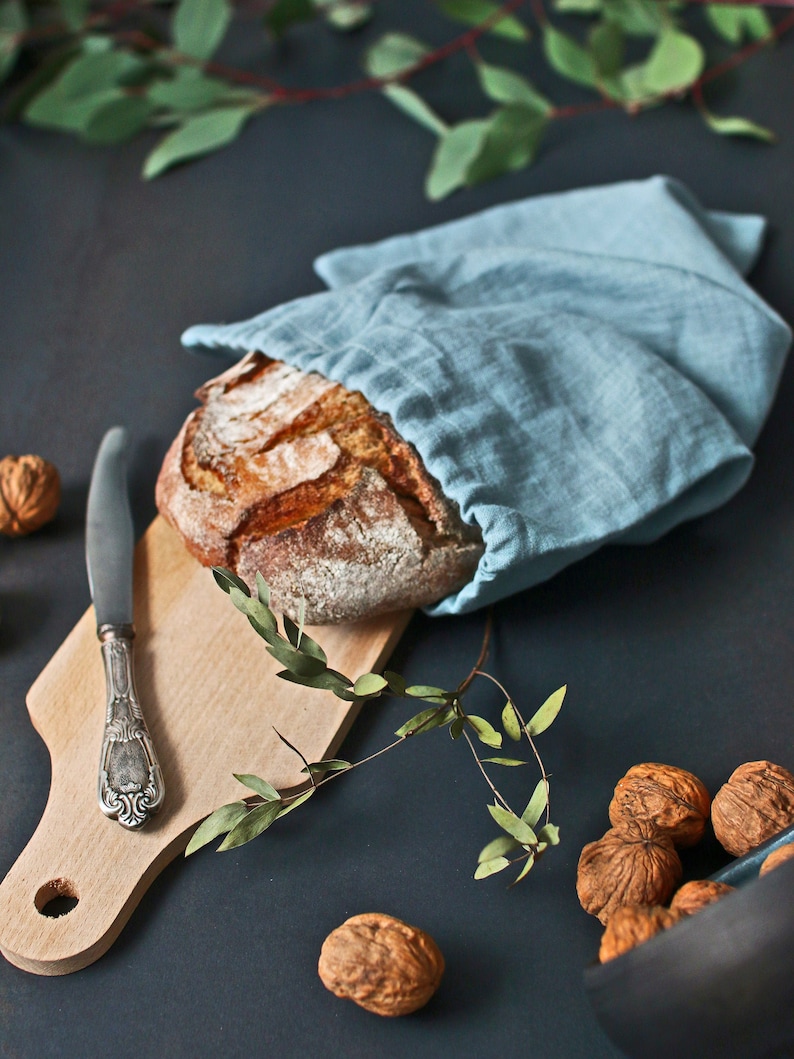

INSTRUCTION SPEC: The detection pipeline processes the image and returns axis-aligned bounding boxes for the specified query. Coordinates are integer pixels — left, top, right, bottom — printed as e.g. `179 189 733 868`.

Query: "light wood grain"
0 517 410 976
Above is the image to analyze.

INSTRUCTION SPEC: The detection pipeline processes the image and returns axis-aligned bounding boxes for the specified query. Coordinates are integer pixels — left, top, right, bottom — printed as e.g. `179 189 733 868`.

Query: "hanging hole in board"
35 878 79 918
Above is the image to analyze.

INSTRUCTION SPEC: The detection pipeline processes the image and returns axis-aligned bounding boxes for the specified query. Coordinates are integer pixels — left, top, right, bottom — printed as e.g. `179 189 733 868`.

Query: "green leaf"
522 777 549 827
537 822 561 845
255 572 271 606
266 636 328 677
466 714 503 749
425 119 490 200
283 614 302 648
395 705 453 737
382 84 448 135
706 3 771 45
701 109 775 143
404 684 450 702
59 0 89 30
527 684 566 737
643 29 704 95
384 670 407 695
58 49 147 98
589 20 624 79
83 95 156 144
435 0 531 41
173 0 232 60
185 800 248 855
302 758 352 775
212 566 250 596
474 855 511 879
513 851 536 881
353 672 388 697
482 756 527 766
25 87 122 134
292 628 327 664
264 0 316 36
323 1 372 30
602 0 668 37
217 800 282 850
543 25 597 88
149 67 242 112
449 716 465 739
474 61 552 113
363 32 430 78
234 773 280 800
488 803 538 845
478 834 521 862
143 103 255 178
555 0 602 11
501 700 522 742
229 585 279 638
465 105 546 184
277 667 354 696
277 787 315 816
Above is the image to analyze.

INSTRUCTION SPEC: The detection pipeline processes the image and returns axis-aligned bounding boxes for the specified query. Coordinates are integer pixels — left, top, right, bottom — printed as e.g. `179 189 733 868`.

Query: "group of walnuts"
577 760 794 963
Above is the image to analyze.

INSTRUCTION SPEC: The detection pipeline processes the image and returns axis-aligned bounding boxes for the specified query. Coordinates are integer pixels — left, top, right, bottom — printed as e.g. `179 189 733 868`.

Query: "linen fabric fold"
182 176 791 616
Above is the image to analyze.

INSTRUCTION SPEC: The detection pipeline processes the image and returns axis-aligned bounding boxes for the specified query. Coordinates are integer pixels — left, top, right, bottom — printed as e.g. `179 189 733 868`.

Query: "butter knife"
86 426 165 829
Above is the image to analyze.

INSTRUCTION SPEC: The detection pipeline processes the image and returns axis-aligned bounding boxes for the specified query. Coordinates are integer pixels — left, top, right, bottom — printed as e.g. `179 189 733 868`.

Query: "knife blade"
86 426 164 829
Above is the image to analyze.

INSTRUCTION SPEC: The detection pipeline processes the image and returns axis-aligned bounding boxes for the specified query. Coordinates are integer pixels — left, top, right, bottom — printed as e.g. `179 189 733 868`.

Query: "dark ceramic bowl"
584 825 794 1059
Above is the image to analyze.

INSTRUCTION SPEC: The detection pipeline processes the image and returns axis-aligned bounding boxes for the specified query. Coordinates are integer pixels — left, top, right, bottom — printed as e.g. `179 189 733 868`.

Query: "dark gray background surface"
2 4 794 1056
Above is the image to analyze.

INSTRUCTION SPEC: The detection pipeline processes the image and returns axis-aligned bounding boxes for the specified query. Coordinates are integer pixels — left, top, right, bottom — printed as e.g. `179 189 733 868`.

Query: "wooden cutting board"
0 516 411 976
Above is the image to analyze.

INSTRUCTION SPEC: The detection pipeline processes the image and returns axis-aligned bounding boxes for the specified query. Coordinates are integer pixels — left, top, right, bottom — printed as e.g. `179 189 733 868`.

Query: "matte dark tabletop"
2 5 794 1056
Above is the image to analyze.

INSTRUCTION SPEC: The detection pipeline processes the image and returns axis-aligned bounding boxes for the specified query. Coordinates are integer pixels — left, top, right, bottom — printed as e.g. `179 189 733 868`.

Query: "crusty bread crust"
156 351 482 623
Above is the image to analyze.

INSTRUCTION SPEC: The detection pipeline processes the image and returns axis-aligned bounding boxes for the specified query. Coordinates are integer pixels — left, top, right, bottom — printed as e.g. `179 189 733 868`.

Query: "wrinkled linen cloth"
182 176 791 616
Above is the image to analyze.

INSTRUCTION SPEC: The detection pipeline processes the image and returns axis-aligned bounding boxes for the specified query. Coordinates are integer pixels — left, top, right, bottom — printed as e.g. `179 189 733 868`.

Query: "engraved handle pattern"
97 625 164 829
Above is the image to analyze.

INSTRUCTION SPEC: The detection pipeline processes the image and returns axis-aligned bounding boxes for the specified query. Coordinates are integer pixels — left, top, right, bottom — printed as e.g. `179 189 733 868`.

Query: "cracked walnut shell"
711 760 794 857
598 904 684 963
318 913 445 1017
576 820 682 924
0 454 60 537
609 762 711 848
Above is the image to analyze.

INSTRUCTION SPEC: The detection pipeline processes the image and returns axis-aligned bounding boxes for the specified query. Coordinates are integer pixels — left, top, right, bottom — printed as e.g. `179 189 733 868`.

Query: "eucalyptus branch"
183 566 565 885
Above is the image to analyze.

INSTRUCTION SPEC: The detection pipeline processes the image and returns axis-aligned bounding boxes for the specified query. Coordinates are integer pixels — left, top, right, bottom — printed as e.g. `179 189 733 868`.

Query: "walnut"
669 879 734 915
759 843 794 876
609 762 710 848
318 912 445 1017
0 454 61 537
598 904 683 963
711 760 794 857
576 819 682 925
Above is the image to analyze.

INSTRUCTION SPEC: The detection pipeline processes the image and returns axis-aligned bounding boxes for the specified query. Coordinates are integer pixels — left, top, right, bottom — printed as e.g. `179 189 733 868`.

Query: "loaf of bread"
155 352 483 623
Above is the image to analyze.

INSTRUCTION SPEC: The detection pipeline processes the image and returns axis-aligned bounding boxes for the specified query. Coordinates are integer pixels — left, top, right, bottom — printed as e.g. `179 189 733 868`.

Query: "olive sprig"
185 566 565 885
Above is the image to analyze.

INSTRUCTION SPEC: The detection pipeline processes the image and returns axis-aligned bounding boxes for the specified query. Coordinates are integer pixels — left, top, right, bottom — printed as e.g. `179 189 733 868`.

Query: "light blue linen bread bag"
182 176 791 616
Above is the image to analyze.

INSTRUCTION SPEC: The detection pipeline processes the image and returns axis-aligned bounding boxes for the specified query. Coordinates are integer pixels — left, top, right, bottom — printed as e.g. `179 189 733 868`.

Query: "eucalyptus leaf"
144 102 254 178
83 95 155 144
543 25 597 88
302 758 352 775
324 1 372 30
185 800 248 855
513 851 536 881
234 773 280 801
426 118 490 200
404 684 450 702
255 572 271 606
25 87 123 134
363 32 430 78
521 777 549 828
149 67 243 112
449 716 465 739
643 29 704 95
474 855 511 879
353 672 388 697
488 803 538 845
277 787 315 816
57 49 148 98
435 0 530 42
589 20 624 79
217 800 282 850
466 714 502 749
501 700 522 742
602 0 668 37
706 3 771 45
277 667 353 695
537 822 561 845
173 0 232 60
213 566 250 596
464 104 546 183
482 756 527 766
384 670 407 695
703 111 774 143
395 705 453 737
474 62 552 113
527 684 566 737
555 0 602 12
266 636 327 677
478 834 521 862
382 84 448 135
291 628 327 664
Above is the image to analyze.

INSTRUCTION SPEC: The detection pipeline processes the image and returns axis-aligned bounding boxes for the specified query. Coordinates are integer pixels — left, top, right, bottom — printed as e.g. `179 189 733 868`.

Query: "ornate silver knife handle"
97 623 165 830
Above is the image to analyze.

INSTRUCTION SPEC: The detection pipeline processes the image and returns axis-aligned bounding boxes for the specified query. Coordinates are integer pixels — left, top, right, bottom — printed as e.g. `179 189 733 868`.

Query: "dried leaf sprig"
185 566 565 885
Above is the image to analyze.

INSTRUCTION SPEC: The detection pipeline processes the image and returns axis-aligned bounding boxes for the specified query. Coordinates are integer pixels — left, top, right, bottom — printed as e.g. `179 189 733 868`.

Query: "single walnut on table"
711 760 794 857
0 454 60 537
318 912 445 1017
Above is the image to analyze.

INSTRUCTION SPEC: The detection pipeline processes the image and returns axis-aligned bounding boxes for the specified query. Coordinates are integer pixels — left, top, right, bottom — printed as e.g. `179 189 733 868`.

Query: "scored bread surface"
156 352 482 623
